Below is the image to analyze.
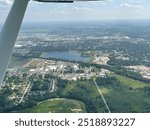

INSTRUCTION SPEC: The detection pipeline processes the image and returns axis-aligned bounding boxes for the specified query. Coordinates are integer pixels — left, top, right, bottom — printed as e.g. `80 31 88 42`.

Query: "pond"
41 51 89 62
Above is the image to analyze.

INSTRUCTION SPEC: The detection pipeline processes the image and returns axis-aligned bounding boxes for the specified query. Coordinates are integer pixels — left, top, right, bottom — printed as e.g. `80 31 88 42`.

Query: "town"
2 58 110 104
0 22 150 113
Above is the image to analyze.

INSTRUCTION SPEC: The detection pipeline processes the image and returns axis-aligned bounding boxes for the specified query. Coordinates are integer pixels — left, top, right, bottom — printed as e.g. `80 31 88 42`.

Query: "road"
94 79 111 113
50 79 56 92
19 82 31 104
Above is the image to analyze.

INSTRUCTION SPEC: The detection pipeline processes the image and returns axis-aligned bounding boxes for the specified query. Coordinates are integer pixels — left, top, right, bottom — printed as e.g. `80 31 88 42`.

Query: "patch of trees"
88 63 150 84
14 91 58 112
76 70 84 73
108 57 140 66
6 75 23 85
31 75 51 91
31 80 49 91
56 79 68 95
108 66 150 83
0 88 15 112
65 90 107 113
32 45 68 52
56 79 108 112
138 86 150 97
96 77 121 88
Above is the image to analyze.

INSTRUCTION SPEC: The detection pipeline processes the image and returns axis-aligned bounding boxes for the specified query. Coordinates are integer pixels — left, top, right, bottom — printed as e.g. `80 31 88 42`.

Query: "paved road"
19 82 31 103
94 79 111 113
50 79 56 92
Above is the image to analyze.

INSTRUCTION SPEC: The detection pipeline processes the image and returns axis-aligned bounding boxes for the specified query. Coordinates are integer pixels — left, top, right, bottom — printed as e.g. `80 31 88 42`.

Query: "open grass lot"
102 87 150 112
108 73 150 89
96 73 150 112
21 98 86 113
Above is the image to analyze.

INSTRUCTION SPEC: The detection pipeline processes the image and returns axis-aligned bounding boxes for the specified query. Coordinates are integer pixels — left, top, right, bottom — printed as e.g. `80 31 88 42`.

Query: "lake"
41 51 89 62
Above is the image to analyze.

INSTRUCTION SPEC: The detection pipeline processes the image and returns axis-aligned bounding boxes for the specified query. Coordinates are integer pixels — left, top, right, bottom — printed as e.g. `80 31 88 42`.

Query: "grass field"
96 73 150 112
21 98 86 113
108 73 149 89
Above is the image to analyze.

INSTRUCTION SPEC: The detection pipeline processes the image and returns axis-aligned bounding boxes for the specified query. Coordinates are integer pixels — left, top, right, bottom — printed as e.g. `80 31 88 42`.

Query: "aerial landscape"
0 21 150 113
0 0 150 113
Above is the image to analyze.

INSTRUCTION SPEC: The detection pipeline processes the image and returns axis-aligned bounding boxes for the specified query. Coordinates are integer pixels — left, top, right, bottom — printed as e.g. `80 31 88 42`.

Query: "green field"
21 98 86 113
108 73 149 89
58 79 109 112
28 73 150 113
17 71 150 113
96 73 150 112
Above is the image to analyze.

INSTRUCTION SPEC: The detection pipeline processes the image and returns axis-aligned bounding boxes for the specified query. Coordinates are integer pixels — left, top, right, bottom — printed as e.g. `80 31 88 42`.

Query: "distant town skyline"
0 0 150 23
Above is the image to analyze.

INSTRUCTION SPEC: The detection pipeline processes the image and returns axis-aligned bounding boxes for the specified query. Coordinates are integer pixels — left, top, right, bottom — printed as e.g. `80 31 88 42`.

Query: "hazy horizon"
0 0 150 23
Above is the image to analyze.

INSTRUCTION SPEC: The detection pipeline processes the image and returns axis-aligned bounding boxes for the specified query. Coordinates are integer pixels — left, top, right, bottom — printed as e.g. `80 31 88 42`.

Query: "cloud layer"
0 0 150 22
0 0 13 7
120 3 144 10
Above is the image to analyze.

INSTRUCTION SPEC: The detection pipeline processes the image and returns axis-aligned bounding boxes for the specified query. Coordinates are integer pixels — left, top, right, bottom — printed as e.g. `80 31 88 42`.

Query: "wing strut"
0 0 29 87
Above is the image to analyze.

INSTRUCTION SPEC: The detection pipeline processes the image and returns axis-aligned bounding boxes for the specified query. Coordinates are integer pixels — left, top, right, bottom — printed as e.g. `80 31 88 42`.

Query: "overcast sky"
0 0 150 23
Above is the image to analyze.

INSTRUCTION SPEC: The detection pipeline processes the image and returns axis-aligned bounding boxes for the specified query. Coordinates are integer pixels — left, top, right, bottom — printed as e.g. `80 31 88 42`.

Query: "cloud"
72 7 92 12
120 3 144 10
48 6 93 15
0 0 13 7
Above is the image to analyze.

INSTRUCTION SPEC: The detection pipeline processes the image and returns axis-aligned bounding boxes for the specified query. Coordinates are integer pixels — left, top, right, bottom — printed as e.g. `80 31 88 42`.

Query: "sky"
0 0 150 23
